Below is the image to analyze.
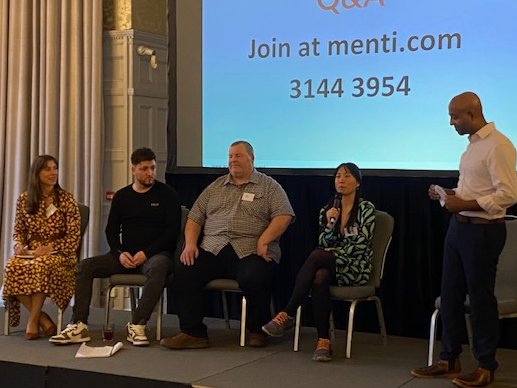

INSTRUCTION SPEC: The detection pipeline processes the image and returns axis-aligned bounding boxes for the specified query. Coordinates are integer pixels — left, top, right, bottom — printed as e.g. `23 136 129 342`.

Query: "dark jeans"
439 217 506 371
72 251 172 324
284 248 336 339
172 244 276 337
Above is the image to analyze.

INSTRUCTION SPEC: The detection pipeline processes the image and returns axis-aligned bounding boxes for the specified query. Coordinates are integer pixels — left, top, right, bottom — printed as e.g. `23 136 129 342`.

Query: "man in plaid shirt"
162 140 295 349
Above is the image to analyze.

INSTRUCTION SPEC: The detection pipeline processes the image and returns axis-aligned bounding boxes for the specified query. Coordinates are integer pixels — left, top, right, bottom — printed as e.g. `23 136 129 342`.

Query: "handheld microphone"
329 193 342 225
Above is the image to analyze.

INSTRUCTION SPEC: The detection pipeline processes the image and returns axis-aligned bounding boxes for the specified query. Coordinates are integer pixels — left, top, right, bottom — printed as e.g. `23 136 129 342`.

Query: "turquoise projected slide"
202 1 517 170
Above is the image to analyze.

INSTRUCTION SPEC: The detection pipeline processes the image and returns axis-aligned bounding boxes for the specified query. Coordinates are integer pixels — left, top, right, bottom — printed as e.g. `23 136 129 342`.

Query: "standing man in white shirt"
412 92 517 387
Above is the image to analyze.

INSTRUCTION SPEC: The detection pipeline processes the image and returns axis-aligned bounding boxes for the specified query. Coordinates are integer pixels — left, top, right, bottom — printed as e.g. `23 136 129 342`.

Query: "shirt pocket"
238 190 269 220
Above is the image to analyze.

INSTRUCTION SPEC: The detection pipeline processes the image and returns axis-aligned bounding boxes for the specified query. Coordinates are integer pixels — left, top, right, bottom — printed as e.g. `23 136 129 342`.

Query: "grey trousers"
71 251 172 324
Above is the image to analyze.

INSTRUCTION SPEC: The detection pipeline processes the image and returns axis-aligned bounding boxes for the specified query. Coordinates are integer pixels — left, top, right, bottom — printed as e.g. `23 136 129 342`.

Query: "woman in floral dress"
261 162 376 361
2 155 81 339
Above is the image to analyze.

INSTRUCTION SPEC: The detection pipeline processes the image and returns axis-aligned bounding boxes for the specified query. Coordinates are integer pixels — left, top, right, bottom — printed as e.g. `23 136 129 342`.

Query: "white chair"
427 216 517 365
103 205 188 341
4 203 90 335
205 279 276 347
293 210 394 358
205 279 248 347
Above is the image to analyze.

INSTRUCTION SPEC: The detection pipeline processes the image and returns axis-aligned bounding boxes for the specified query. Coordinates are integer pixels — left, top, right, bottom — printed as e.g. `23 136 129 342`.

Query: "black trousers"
172 244 276 337
439 217 506 371
283 248 336 339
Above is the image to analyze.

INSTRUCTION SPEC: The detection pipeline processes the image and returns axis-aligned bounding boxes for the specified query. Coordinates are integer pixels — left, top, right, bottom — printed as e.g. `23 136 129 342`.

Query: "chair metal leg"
346 300 359 359
427 309 475 365
465 313 473 354
329 311 336 342
3 302 64 336
156 293 163 340
104 286 112 328
129 288 138 323
221 291 230 330
373 296 387 345
3 304 10 335
240 296 247 347
293 305 302 351
428 308 439 366
57 308 63 333
106 284 165 341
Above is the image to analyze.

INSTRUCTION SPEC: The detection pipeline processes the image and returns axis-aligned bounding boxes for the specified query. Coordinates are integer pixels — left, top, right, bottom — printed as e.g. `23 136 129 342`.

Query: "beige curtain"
0 0 104 282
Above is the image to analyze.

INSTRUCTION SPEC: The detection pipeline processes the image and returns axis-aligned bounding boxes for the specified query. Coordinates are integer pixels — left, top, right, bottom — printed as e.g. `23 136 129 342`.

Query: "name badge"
46 203 58 218
242 192 255 202
344 226 359 237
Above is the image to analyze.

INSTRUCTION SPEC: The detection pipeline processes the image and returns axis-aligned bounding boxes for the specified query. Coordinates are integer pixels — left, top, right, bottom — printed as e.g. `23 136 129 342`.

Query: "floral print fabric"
2 190 81 327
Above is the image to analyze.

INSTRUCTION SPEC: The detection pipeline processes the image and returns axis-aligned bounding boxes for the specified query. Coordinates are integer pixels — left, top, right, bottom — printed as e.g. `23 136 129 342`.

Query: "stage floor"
1 306 516 388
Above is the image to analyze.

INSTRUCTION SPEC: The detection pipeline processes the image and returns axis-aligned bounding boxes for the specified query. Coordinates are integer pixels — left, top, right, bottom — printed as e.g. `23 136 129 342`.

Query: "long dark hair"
325 162 362 230
26 155 62 214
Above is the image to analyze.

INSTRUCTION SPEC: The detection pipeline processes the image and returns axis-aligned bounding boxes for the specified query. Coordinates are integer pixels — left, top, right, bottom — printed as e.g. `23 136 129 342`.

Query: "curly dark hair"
130 147 156 165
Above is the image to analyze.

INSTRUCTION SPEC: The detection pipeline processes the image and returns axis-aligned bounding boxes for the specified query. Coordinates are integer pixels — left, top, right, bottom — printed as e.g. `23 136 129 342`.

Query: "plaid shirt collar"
222 169 259 186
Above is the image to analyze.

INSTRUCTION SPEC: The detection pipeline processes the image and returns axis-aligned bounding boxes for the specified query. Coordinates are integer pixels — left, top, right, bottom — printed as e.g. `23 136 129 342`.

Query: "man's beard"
138 178 154 188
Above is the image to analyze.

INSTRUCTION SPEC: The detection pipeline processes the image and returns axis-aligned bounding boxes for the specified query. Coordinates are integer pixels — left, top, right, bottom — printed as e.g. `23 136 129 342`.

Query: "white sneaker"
127 323 149 346
49 321 90 345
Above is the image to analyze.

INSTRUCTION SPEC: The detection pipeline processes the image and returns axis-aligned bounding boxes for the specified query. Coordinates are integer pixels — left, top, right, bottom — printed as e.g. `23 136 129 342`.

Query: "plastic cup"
102 324 114 341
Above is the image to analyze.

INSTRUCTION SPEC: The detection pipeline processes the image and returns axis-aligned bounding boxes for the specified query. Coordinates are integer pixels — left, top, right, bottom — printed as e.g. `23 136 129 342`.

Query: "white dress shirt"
455 122 517 219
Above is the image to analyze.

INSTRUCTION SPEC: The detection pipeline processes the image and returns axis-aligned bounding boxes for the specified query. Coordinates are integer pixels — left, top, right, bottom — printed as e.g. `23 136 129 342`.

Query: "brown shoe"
248 332 267 348
411 359 461 378
39 312 57 336
452 368 494 387
25 331 40 340
160 332 209 349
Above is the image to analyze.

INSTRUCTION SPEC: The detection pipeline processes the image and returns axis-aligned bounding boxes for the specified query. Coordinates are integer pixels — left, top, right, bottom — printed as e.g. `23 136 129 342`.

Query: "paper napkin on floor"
75 342 123 358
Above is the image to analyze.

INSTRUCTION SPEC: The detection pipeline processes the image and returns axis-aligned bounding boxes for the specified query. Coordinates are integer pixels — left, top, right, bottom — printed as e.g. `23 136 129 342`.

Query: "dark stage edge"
0 360 191 388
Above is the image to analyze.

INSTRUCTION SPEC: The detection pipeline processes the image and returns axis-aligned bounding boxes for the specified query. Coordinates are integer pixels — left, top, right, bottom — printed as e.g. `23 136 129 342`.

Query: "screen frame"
169 0 507 178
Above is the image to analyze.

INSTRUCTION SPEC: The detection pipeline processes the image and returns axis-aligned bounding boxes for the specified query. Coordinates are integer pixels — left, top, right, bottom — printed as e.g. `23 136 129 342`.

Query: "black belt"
455 214 505 224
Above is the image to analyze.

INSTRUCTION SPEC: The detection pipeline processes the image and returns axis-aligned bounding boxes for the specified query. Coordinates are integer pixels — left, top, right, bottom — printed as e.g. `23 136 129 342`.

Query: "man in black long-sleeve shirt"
50 148 181 346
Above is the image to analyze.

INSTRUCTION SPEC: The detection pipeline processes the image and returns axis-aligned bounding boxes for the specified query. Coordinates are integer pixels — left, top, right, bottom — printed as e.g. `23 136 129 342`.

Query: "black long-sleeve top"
105 181 181 258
